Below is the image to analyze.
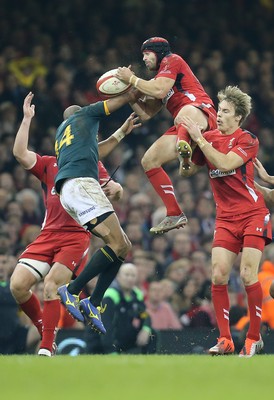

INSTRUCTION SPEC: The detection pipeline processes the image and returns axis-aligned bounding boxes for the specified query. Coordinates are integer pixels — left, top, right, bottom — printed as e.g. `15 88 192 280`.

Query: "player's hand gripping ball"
96 68 131 98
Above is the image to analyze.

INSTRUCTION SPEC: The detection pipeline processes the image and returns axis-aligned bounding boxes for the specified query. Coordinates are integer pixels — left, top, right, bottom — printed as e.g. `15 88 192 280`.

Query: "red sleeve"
98 161 110 185
155 55 181 80
29 154 46 181
231 132 259 163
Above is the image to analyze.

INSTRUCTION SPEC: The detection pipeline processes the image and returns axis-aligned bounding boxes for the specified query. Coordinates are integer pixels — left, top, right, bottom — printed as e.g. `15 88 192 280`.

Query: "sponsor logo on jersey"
209 169 236 179
228 137 235 148
162 88 174 104
79 206 96 217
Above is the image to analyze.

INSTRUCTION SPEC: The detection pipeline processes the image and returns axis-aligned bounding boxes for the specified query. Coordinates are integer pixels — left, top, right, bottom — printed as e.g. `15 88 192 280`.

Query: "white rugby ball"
96 68 131 97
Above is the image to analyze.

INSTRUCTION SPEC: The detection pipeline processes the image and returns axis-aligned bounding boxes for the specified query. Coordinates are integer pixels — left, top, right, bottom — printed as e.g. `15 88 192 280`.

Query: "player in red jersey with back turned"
116 37 217 234
181 85 272 357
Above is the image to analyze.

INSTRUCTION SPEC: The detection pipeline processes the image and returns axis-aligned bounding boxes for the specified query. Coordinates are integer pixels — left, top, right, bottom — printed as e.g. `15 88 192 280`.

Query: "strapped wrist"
129 75 140 88
112 128 125 142
196 137 208 149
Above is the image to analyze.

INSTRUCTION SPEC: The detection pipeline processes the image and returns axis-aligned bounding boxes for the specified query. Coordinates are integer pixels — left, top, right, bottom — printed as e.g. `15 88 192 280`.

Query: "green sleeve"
104 287 120 305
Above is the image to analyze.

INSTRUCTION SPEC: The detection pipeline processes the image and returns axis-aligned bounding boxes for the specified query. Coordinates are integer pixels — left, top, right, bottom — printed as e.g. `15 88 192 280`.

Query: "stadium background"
1 0 274 356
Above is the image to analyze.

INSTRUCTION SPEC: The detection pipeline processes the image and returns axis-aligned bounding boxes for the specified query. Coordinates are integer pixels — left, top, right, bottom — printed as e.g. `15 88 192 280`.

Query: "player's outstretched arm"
115 66 174 99
98 113 141 158
13 92 37 169
129 95 163 122
105 87 140 114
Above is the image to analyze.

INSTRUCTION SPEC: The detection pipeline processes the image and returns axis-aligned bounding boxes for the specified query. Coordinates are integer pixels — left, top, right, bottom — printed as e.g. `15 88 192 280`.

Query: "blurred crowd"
1 0 274 353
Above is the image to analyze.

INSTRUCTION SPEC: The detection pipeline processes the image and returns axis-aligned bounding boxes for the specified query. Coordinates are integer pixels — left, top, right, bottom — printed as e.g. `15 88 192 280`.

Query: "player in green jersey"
56 92 141 334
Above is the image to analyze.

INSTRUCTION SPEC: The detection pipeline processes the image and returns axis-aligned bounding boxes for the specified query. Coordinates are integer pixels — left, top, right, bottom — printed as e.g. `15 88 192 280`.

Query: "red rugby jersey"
193 128 268 218
156 53 215 118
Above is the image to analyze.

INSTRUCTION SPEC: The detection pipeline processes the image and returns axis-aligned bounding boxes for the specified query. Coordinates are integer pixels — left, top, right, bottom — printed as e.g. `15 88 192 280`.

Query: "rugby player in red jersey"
10 92 137 356
181 86 272 357
253 158 274 299
115 37 217 234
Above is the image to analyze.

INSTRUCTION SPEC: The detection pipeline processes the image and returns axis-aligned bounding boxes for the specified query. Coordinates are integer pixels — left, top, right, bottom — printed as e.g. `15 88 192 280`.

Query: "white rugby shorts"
60 177 114 226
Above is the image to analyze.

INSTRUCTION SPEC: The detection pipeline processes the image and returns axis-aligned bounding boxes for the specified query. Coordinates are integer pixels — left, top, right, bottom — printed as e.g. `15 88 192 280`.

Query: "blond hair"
217 85 252 124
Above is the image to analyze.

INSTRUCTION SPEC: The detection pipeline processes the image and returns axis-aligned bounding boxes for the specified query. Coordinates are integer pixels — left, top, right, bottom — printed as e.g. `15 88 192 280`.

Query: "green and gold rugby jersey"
54 101 108 193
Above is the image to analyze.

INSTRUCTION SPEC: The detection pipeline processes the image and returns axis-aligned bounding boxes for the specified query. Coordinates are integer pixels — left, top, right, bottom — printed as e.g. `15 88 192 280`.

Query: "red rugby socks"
145 167 182 216
245 281 262 341
20 293 43 337
40 299 60 352
211 284 232 339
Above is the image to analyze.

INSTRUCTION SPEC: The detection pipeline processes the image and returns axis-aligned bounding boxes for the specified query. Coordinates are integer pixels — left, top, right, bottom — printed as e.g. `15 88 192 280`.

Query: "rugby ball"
96 68 131 98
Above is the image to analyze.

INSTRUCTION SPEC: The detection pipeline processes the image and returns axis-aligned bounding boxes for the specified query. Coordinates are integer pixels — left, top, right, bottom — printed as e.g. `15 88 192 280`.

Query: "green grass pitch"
1 355 273 400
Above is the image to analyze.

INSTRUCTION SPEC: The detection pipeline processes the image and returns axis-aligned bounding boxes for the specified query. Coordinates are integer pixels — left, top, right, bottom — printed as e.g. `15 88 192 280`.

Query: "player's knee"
10 273 28 299
141 151 159 170
9 274 18 296
211 265 229 285
240 266 256 286
121 237 132 257
124 235 132 253
141 153 149 170
116 235 132 258
43 275 59 300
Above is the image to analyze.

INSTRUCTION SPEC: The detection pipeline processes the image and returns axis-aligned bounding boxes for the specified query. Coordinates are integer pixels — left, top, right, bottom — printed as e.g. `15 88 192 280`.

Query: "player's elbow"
219 154 244 172
13 144 26 160
218 166 233 173
153 93 164 100
218 160 239 172
153 89 168 100
147 83 169 99
13 149 22 162
13 145 19 158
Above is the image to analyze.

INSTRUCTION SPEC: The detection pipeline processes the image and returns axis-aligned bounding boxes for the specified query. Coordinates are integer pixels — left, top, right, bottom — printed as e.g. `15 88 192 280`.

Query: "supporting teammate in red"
116 37 217 234
10 93 130 356
181 86 272 357
254 158 274 300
